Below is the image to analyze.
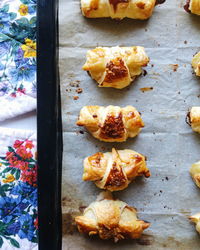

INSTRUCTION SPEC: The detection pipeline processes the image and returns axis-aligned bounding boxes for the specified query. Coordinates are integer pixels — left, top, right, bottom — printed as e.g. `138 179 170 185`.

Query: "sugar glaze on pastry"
76 105 144 142
81 0 164 20
83 148 150 191
83 46 149 89
75 191 150 241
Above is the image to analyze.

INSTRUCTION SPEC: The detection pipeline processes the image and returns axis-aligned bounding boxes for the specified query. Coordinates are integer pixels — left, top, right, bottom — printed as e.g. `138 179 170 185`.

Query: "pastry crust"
81 0 158 20
76 105 144 142
83 46 149 89
190 161 200 188
83 148 150 191
192 52 200 76
75 191 150 241
189 213 200 234
185 0 200 15
187 107 200 133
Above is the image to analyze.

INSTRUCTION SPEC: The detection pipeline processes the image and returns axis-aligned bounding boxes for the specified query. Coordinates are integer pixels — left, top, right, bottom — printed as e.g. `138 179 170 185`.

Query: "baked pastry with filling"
83 148 150 191
189 213 200 234
81 0 165 20
83 46 149 89
76 105 144 142
187 107 200 133
184 0 200 15
75 191 150 241
192 52 200 76
190 161 200 188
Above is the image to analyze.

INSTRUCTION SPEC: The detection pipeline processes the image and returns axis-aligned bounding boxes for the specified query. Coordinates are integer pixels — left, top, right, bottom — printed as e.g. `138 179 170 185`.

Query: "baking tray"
60 0 200 249
37 0 63 249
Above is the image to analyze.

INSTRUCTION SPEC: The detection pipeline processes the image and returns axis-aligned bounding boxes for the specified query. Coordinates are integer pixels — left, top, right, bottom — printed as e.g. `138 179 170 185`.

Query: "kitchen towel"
0 127 38 249
0 0 36 121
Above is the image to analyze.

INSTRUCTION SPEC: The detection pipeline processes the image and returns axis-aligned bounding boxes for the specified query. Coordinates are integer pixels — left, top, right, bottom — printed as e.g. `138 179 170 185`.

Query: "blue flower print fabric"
0 0 37 122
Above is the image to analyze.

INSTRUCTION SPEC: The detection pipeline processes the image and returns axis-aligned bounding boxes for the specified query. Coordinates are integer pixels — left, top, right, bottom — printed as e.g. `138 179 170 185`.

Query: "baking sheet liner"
59 0 200 249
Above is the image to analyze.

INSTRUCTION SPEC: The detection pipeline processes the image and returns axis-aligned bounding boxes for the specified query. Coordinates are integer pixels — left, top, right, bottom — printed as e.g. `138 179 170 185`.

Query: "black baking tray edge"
37 0 62 249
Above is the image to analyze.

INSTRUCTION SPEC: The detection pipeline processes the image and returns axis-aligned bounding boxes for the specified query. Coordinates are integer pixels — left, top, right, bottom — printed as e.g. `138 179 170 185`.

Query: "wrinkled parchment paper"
59 0 200 249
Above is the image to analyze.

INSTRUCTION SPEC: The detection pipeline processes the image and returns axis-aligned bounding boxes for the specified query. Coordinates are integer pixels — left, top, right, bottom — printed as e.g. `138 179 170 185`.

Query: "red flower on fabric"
13 140 23 149
19 162 29 171
21 166 37 187
6 152 14 160
16 146 33 160
34 217 38 230
10 92 16 98
9 159 22 169
3 139 37 187
17 87 26 94
25 140 34 149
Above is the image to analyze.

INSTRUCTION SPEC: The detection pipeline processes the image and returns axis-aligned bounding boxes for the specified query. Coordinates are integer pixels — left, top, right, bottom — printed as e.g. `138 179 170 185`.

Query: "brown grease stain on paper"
140 87 154 92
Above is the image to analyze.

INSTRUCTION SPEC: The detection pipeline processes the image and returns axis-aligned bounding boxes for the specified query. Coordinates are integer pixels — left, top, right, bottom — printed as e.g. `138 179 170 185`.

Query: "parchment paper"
59 0 200 249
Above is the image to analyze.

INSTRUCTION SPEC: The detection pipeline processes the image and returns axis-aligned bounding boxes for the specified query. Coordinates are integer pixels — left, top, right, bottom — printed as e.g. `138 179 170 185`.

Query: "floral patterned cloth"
0 127 37 249
0 0 38 249
0 0 36 121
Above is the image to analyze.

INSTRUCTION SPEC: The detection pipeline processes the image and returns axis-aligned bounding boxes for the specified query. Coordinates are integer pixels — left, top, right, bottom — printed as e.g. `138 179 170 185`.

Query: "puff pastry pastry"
189 213 200 234
75 191 150 241
76 105 144 142
81 0 164 20
190 161 200 188
187 107 200 133
184 0 200 15
83 148 150 191
192 52 200 76
83 46 149 89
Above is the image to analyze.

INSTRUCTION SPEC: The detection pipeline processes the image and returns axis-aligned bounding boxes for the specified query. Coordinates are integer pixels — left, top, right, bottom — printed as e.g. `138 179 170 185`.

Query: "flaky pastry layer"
75 191 150 241
83 148 150 191
189 213 200 234
192 52 200 76
83 46 149 89
190 161 200 188
76 105 144 142
187 107 200 133
81 0 159 19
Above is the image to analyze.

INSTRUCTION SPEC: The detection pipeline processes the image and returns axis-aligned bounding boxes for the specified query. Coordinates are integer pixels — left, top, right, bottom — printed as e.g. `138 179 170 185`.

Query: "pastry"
192 52 200 76
81 0 165 20
184 0 200 15
190 161 200 188
83 148 150 191
75 191 150 241
76 105 144 142
83 46 149 89
187 107 200 133
189 213 200 234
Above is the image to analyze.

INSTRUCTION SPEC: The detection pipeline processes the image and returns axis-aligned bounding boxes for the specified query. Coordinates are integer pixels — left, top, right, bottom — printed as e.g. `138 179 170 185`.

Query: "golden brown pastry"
83 148 150 191
189 213 200 234
190 161 200 188
76 105 144 142
184 0 200 15
75 191 150 241
83 46 149 89
192 52 200 76
81 0 164 20
187 107 200 133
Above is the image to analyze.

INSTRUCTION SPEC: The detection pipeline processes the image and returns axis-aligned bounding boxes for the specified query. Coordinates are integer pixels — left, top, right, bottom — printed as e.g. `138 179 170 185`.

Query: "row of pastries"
68 0 200 242
81 0 200 20
73 48 200 239
187 105 200 234
75 103 150 239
